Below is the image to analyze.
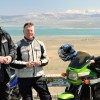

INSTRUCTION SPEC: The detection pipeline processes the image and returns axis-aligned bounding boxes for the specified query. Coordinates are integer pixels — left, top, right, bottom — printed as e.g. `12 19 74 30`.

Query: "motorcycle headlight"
68 71 78 81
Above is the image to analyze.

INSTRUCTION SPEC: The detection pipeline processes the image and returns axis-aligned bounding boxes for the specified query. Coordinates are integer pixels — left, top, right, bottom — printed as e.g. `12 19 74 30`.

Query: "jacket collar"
24 36 35 44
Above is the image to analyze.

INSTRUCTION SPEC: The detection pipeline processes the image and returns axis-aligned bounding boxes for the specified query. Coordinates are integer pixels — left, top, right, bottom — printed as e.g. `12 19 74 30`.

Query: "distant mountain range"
1 10 100 28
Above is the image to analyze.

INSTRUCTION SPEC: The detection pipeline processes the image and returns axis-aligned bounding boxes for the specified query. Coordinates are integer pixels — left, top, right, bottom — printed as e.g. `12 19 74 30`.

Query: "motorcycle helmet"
58 44 77 61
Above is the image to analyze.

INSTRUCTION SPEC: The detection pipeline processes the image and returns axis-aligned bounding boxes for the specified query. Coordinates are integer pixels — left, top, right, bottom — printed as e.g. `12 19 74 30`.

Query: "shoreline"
12 35 100 42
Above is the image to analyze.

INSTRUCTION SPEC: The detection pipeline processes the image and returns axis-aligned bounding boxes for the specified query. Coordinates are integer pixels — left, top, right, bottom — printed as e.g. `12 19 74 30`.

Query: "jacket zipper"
31 44 35 76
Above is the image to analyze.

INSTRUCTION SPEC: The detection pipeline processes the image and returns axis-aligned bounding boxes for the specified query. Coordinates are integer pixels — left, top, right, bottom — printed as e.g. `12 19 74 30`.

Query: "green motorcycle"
58 51 100 100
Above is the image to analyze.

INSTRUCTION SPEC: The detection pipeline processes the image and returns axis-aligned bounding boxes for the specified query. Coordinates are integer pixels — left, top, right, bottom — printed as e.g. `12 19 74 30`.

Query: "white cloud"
1 10 100 28
65 9 100 15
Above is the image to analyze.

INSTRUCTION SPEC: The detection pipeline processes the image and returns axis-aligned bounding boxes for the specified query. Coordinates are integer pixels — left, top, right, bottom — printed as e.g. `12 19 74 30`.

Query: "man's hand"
0 56 12 64
33 61 42 67
5 56 12 64
90 60 95 64
26 61 35 68
26 61 42 68
0 56 6 63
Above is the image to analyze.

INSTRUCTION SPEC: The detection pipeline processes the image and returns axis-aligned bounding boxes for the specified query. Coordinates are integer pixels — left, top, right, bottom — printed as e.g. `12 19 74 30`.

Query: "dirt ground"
32 87 65 100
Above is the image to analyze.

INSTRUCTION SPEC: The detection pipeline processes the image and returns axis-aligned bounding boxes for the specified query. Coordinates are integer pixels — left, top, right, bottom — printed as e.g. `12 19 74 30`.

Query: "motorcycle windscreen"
69 51 91 69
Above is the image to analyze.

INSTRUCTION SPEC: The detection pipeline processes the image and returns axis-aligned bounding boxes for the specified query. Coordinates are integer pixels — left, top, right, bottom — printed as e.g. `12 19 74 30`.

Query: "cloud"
0 10 100 28
65 9 100 15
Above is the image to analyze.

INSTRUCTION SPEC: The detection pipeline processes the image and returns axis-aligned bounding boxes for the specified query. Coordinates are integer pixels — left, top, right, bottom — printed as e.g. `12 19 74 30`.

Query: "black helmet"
58 44 77 61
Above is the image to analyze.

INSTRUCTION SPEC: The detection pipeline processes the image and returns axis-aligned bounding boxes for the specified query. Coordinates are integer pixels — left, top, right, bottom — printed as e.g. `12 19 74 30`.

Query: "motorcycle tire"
9 85 21 100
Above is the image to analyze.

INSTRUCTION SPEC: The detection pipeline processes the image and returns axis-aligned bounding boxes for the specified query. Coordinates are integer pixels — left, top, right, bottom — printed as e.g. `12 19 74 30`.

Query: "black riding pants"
18 76 52 100
0 82 9 100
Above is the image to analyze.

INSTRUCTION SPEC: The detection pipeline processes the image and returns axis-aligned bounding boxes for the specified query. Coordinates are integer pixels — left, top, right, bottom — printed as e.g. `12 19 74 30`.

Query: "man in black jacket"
0 27 16 100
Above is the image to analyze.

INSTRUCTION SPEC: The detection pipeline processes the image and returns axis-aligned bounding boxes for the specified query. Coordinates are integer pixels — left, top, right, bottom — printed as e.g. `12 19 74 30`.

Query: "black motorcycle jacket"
95 56 100 64
0 28 16 82
90 56 100 76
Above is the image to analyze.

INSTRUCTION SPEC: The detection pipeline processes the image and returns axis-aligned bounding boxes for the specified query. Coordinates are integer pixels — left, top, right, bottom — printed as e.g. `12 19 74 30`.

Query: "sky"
0 0 100 15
